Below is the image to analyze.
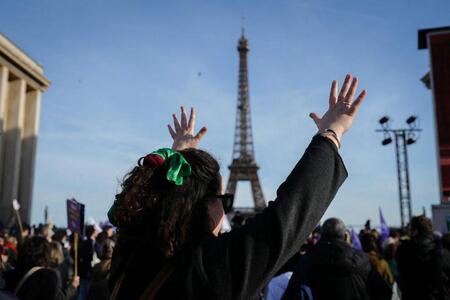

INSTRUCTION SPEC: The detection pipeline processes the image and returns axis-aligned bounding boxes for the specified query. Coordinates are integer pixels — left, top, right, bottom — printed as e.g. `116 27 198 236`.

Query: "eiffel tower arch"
226 29 266 213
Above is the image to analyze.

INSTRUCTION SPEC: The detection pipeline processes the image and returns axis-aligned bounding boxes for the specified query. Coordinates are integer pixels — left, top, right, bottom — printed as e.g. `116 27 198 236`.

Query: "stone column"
0 78 26 222
19 89 41 223
0 33 50 225
0 66 8 198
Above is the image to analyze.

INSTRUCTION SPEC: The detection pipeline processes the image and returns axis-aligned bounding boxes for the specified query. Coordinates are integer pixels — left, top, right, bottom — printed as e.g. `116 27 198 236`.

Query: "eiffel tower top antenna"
241 16 245 37
226 27 266 211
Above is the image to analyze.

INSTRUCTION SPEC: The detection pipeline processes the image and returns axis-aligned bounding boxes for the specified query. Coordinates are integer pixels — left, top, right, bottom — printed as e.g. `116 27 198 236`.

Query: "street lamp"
376 116 422 228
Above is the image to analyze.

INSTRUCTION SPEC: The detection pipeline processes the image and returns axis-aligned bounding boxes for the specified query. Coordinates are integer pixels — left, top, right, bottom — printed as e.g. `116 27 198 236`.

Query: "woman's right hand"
168 106 207 151
309 74 367 142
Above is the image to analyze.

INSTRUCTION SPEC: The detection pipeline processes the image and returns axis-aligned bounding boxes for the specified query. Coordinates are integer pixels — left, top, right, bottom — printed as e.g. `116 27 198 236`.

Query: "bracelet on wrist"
324 128 341 141
318 130 341 149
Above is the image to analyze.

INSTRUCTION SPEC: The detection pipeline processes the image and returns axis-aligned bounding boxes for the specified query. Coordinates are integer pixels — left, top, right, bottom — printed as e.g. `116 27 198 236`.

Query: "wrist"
324 125 344 140
324 128 341 144
317 130 341 149
171 141 186 151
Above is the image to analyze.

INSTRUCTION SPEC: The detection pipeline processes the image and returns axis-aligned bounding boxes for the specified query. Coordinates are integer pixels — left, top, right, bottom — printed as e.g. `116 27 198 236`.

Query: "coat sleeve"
197 135 348 299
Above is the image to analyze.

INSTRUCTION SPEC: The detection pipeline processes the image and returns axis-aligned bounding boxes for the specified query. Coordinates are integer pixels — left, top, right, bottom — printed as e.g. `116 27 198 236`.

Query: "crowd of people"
0 222 115 300
1 214 449 300
0 74 448 299
265 216 450 300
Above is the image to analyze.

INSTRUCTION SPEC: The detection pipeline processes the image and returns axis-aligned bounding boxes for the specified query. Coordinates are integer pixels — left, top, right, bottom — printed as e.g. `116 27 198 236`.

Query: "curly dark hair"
17 236 51 270
112 148 221 258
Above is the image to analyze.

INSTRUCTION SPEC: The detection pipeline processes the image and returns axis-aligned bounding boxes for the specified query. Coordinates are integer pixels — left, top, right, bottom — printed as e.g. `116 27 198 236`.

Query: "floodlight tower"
376 116 422 228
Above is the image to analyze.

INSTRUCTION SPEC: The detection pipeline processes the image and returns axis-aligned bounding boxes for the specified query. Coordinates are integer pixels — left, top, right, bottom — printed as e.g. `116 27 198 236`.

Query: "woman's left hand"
309 74 366 140
168 106 207 151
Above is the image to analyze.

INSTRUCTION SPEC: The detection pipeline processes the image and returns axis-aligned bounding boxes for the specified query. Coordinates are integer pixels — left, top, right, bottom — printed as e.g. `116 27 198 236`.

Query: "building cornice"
0 33 50 91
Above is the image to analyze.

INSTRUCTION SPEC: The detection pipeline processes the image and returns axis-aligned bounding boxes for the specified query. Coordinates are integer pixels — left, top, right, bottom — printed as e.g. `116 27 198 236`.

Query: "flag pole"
12 200 24 244
14 209 24 243
74 232 79 276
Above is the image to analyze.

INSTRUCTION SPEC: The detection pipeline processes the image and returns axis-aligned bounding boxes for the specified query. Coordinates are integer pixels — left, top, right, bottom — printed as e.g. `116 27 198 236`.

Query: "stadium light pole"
376 116 422 228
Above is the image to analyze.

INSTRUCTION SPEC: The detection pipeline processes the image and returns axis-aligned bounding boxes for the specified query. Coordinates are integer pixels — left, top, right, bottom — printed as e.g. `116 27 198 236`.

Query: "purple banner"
66 198 85 234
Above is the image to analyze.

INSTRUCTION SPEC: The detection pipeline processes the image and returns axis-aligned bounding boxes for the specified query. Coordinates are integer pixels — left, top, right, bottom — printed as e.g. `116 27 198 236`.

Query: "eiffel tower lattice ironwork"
226 30 266 211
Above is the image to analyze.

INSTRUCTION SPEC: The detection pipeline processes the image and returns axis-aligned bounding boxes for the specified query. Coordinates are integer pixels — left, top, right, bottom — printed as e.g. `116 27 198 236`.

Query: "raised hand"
309 74 366 141
168 106 207 151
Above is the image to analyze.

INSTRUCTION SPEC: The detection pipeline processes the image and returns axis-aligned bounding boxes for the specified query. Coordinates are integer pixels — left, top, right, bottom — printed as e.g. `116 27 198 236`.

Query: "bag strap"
109 262 175 300
138 262 175 300
109 272 125 300
109 242 140 300
14 266 45 295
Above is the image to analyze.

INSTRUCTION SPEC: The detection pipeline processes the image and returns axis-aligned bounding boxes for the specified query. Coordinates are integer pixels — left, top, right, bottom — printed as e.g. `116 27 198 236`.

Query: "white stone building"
0 33 50 225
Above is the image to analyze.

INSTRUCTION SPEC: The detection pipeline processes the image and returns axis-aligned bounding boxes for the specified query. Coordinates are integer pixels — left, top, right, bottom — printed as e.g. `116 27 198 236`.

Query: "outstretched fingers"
180 106 188 129
169 106 206 150
309 112 322 127
338 74 352 101
168 124 176 138
187 107 196 132
329 80 338 107
348 90 367 116
172 113 181 131
345 77 358 104
194 126 208 142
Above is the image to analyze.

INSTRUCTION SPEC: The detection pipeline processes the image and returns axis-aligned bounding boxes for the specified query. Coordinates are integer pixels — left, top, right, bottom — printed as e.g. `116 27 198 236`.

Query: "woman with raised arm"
108 74 366 300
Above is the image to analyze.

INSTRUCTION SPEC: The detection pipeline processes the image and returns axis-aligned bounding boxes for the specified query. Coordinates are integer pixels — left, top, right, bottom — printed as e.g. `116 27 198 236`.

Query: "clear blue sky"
1 0 449 228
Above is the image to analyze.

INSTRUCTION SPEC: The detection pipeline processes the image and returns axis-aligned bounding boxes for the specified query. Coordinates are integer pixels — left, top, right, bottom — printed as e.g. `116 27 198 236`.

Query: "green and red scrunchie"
108 148 192 226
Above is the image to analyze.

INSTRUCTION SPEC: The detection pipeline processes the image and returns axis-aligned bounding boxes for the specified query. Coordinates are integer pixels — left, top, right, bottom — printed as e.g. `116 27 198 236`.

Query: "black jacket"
282 238 392 300
78 238 101 279
396 234 450 300
110 136 347 300
4 267 75 300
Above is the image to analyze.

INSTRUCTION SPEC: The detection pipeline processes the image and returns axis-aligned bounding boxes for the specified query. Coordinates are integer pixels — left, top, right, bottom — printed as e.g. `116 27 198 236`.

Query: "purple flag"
351 227 362 250
379 207 390 243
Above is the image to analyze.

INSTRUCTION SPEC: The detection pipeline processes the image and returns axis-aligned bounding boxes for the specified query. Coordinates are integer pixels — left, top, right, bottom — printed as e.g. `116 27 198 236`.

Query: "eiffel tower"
226 29 266 212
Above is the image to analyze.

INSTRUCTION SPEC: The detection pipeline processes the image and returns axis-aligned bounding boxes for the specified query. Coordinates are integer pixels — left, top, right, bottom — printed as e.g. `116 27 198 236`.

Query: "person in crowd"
382 241 399 282
396 215 450 299
0 243 10 290
0 236 10 271
381 229 401 282
53 229 72 288
87 238 113 300
389 229 400 243
37 224 54 242
263 229 319 300
77 225 101 300
96 223 115 259
2 235 18 268
442 233 450 252
282 218 392 300
107 74 366 299
360 232 394 286
50 241 79 300
364 219 371 231
50 241 66 280
21 224 31 240
231 211 245 229
442 232 450 296
3 236 78 300
9 224 31 246
102 223 114 239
